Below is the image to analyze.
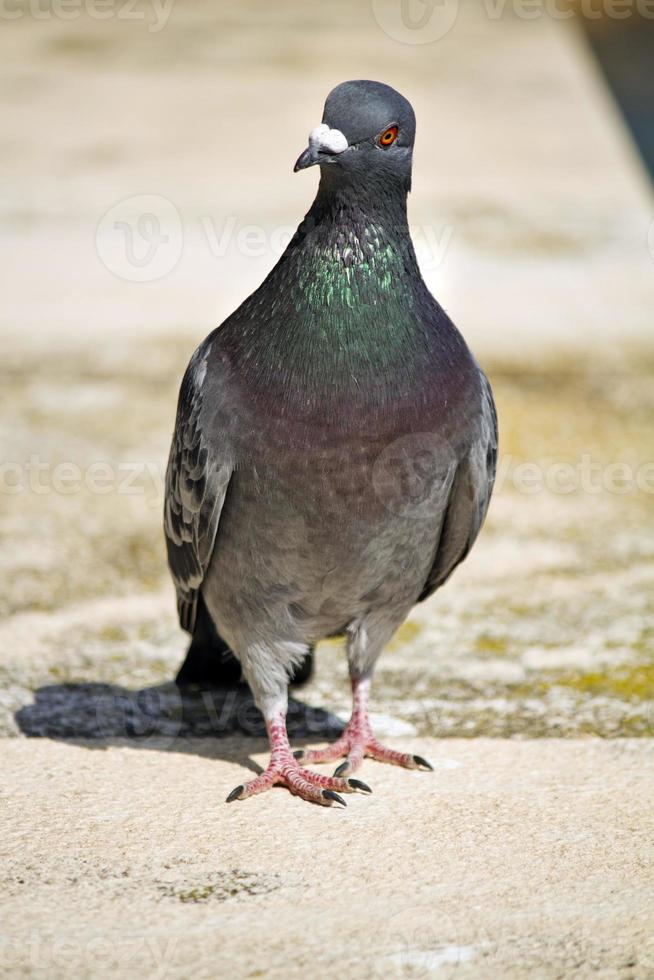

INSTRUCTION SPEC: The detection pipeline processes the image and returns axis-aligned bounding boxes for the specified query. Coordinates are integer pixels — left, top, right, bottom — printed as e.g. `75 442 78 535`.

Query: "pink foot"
226 714 372 807
295 678 433 777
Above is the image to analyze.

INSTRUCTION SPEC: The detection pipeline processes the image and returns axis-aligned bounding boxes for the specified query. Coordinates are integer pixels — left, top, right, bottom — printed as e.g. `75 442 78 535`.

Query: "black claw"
413 755 434 771
322 790 347 807
293 749 305 760
333 761 350 778
347 778 372 794
225 785 244 803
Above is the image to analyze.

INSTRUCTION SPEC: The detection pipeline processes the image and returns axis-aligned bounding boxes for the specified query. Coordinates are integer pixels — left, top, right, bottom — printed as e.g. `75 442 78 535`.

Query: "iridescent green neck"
288 171 422 331
224 170 436 418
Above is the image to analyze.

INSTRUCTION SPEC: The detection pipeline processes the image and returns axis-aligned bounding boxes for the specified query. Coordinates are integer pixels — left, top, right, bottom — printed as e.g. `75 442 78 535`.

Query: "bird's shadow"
14 682 345 776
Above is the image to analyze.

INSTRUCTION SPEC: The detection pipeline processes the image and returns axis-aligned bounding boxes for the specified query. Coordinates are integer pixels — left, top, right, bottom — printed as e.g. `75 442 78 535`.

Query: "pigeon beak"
293 124 349 173
293 146 317 172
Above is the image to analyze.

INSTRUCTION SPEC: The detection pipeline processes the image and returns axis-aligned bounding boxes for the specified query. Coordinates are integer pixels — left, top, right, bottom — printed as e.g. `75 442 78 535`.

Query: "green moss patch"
158 870 282 904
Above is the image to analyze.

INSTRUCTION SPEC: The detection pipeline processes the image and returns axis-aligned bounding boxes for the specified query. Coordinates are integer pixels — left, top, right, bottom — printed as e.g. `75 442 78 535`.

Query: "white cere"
308 123 348 155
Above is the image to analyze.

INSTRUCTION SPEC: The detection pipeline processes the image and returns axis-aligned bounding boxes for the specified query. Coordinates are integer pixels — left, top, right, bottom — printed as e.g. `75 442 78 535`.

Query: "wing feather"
418 373 497 601
164 342 232 632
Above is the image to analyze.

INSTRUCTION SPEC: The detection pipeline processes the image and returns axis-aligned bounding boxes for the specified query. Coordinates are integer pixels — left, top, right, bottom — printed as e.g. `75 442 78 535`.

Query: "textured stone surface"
1 738 653 978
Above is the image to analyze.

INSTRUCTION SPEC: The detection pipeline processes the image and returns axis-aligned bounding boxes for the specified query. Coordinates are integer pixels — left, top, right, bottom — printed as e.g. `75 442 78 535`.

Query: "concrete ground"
1 2 654 978
2 739 653 979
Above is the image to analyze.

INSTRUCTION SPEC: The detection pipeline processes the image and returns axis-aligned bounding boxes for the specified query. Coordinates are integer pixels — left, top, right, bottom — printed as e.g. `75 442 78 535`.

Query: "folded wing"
164 342 233 633
418 374 497 601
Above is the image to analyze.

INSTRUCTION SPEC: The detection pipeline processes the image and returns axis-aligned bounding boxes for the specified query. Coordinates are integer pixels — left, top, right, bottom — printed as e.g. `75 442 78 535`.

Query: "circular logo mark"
372 906 482 979
96 194 182 282
371 0 460 45
372 432 457 521
93 683 183 748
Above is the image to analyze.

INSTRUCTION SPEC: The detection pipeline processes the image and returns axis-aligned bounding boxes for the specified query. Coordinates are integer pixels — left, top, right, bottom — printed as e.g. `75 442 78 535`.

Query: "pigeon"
164 80 497 807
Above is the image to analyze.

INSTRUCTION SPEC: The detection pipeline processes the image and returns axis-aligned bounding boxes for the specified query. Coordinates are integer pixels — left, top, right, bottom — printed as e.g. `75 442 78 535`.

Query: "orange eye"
379 125 398 147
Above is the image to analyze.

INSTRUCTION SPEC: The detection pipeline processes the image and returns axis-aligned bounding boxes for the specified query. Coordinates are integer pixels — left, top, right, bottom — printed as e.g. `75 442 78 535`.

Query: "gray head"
294 80 416 190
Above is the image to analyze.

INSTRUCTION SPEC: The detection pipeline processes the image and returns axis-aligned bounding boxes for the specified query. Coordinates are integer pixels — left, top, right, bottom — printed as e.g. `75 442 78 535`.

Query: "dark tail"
175 593 314 689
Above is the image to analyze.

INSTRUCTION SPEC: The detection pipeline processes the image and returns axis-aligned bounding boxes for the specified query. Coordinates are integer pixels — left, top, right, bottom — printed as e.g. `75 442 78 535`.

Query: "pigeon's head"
294 80 416 190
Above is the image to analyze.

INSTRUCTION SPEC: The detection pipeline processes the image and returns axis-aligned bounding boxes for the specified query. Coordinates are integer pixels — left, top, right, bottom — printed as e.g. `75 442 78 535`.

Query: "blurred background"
1 0 653 740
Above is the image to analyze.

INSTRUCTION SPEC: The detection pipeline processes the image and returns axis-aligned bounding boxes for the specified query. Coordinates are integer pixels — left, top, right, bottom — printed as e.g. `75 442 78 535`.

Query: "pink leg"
226 712 372 807
295 677 433 777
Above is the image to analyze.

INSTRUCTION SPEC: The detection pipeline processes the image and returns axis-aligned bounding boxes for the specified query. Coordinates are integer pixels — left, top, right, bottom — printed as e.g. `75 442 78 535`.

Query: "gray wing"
164 342 233 633
418 373 497 602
